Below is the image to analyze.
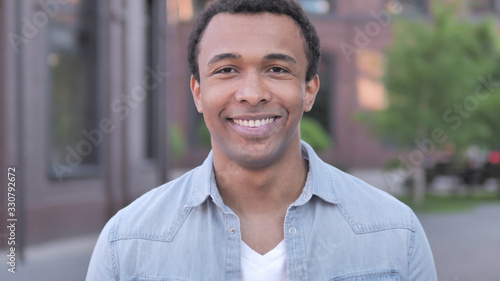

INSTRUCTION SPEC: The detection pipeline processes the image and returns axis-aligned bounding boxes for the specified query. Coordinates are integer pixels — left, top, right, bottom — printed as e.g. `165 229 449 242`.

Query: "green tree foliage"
169 122 187 161
364 3 500 153
300 116 333 153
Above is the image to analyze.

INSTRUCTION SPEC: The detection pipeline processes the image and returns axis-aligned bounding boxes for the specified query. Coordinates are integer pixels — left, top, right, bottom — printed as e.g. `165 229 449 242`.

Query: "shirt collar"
185 151 215 208
294 140 340 205
185 141 340 208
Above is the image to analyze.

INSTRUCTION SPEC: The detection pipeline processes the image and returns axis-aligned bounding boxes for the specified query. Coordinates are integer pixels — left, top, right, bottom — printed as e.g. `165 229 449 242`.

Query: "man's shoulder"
325 164 416 233
302 141 415 233
105 167 202 241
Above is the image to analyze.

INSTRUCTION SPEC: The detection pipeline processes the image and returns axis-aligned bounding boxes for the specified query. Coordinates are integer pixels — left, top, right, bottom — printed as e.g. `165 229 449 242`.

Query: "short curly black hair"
187 0 321 82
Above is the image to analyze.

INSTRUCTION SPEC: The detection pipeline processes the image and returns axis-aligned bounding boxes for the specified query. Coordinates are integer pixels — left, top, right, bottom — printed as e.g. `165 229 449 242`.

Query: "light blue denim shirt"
87 141 437 281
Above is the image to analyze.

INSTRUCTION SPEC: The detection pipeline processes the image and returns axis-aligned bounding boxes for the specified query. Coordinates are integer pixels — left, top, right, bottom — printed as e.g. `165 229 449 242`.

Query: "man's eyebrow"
264 53 297 64
207 53 242 66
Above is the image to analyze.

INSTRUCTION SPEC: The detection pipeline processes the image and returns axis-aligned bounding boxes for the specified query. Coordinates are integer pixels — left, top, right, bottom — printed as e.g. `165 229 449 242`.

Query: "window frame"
467 0 498 16
46 0 106 180
303 53 336 140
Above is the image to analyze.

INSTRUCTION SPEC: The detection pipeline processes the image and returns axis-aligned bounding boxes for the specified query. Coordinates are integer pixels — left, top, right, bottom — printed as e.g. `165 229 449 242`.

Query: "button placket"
284 205 308 280
224 213 241 280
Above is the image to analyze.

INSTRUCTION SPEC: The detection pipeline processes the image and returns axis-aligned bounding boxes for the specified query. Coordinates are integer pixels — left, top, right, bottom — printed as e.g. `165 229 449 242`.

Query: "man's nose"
234 73 271 106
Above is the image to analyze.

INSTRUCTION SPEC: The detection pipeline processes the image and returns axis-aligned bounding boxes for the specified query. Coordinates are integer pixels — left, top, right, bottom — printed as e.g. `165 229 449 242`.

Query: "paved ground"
0 233 97 281
1 203 499 281
419 203 500 281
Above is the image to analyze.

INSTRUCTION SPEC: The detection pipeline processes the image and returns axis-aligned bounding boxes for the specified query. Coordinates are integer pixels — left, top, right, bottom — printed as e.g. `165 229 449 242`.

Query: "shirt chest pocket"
330 269 401 281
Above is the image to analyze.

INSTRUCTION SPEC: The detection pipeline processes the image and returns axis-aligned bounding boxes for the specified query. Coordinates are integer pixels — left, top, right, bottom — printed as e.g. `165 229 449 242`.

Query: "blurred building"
1 0 499 248
0 0 170 249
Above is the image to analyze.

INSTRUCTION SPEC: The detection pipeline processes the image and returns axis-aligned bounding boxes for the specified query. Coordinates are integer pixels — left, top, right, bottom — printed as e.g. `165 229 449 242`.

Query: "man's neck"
213 143 308 216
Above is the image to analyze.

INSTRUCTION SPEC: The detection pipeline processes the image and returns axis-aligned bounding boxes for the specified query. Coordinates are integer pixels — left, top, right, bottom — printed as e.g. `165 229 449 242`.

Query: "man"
87 0 437 280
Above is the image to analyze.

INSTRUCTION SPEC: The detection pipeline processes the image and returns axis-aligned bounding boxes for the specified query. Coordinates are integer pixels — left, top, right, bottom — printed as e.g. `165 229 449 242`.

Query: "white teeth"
233 118 276 128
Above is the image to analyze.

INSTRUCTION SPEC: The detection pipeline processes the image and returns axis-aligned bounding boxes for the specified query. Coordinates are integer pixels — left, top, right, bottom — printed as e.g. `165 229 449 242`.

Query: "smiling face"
191 12 319 169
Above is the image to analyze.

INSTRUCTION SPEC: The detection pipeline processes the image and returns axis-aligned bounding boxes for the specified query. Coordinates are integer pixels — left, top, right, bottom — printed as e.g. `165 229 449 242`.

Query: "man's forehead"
207 53 298 67
198 12 306 59
202 12 302 40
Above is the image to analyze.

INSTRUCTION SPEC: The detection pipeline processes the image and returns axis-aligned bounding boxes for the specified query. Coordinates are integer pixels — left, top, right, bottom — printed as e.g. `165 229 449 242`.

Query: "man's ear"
304 74 320 112
190 75 203 113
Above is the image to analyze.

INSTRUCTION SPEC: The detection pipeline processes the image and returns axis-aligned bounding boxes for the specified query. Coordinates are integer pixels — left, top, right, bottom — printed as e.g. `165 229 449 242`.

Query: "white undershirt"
241 240 288 281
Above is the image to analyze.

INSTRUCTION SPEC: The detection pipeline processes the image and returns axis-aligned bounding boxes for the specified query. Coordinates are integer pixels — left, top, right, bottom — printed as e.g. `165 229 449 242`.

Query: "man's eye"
269 67 288 73
215 67 236 74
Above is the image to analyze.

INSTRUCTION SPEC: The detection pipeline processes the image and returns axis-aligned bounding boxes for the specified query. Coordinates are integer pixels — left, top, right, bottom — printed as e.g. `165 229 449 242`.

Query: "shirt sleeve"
86 218 117 281
408 212 437 280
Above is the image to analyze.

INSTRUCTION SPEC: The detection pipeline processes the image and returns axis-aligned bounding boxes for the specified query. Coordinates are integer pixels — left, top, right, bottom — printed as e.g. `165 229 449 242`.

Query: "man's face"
191 12 319 169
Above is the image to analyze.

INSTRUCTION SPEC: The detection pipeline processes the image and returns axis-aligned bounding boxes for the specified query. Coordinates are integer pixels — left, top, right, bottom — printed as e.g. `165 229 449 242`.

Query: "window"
304 56 335 135
193 0 211 14
173 0 211 22
386 0 427 17
356 49 386 111
468 0 496 15
48 0 102 178
300 0 333 15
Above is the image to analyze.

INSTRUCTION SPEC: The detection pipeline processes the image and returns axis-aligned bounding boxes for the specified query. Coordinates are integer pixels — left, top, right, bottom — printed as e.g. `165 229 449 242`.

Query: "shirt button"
228 226 236 234
289 227 297 235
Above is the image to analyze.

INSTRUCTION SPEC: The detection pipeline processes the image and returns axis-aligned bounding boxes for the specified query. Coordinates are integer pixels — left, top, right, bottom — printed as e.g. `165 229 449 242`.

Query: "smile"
232 117 276 128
